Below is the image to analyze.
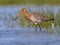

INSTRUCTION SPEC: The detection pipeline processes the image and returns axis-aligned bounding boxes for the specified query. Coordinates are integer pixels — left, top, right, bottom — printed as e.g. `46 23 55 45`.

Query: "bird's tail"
44 18 55 21
48 18 54 21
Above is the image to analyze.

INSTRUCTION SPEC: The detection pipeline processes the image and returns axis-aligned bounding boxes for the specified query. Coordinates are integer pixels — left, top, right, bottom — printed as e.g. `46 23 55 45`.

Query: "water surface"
0 5 60 45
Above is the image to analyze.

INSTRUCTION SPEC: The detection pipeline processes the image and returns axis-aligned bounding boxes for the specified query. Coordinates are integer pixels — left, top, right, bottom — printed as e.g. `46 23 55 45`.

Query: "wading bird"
15 8 54 31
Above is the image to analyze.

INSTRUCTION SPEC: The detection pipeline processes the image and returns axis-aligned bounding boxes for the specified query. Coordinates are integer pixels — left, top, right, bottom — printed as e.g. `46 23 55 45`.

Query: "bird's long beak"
15 11 22 20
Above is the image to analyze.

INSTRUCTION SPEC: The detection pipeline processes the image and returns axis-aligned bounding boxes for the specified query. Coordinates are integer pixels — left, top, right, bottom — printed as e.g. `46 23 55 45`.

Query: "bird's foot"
40 28 41 31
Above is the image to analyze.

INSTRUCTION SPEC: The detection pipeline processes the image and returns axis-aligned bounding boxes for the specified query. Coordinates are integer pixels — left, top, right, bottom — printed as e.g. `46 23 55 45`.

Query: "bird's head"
15 8 27 20
21 8 27 13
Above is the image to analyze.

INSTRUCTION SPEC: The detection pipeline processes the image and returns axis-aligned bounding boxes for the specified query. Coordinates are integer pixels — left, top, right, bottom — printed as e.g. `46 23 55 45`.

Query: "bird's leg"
35 23 38 31
38 24 41 31
35 24 37 31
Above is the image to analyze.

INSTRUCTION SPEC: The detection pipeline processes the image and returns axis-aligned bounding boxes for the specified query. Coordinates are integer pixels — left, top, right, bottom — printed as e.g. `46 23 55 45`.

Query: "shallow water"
0 5 60 45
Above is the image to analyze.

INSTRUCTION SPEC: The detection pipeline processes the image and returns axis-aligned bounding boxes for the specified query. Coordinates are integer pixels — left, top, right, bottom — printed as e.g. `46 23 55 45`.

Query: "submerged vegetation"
0 6 60 30
0 6 59 30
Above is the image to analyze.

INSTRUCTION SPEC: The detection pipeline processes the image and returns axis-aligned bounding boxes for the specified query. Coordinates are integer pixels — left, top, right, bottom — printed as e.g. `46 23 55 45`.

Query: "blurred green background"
0 0 60 5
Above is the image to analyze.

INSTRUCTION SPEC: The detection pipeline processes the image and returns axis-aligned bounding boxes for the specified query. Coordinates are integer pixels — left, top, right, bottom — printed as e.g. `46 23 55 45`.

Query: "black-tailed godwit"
15 8 54 31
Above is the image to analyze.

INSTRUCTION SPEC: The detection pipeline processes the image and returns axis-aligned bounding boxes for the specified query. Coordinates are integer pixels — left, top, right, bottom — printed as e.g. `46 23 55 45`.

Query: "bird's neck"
23 11 31 18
